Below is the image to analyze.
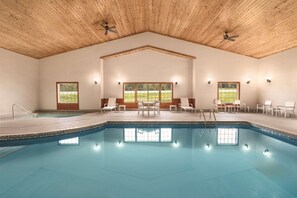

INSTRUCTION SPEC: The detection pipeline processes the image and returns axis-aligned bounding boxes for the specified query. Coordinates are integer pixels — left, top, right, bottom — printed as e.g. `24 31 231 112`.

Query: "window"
124 84 136 103
161 84 173 103
217 128 238 145
148 84 160 102
137 84 148 102
218 82 240 103
124 128 172 142
123 82 172 103
56 82 79 110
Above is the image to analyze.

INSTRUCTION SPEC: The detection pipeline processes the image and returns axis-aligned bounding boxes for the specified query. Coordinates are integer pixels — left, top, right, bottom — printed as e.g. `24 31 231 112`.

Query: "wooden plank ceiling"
1 0 297 59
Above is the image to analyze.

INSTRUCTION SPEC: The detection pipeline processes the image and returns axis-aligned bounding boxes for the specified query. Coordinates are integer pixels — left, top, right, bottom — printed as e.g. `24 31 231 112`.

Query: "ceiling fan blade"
109 26 116 29
100 24 106 28
105 30 108 35
109 29 118 33
228 38 235 41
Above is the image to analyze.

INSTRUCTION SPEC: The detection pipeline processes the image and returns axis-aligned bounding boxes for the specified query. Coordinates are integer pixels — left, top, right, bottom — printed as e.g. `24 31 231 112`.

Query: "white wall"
258 48 297 105
39 33 149 110
2 32 296 113
192 50 258 108
39 32 259 110
103 50 193 99
0 48 39 117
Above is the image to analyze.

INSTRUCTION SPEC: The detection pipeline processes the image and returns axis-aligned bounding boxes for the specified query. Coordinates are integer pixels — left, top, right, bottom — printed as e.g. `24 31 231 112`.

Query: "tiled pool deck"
0 111 297 140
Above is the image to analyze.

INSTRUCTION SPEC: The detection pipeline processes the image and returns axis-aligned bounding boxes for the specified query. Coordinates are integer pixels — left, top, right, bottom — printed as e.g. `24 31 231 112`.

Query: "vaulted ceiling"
1 0 297 59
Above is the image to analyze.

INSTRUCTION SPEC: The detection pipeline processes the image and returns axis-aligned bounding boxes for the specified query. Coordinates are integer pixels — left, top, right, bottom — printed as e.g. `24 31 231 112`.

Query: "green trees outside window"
124 83 172 103
57 83 78 103
218 82 240 103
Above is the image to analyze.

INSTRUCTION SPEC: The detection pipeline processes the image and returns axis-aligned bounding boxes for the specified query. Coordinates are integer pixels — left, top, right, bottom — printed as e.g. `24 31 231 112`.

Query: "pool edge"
1 120 297 143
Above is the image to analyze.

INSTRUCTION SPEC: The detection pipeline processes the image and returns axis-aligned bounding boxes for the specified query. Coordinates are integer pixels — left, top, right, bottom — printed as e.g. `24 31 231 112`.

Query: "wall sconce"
94 79 98 84
266 78 271 83
246 79 251 84
207 80 211 84
175 81 178 85
117 80 121 85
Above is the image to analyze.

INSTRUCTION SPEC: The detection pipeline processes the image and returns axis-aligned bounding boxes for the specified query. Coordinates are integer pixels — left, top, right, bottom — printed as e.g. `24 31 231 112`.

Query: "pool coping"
0 120 297 144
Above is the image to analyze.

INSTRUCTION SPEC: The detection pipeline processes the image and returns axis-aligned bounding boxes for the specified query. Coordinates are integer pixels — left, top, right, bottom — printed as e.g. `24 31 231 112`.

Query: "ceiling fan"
223 31 239 41
100 22 117 35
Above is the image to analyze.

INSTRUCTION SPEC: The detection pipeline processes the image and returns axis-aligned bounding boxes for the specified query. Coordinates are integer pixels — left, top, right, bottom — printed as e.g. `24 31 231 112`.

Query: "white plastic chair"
240 103 250 112
214 99 225 112
137 101 147 115
233 100 241 112
152 101 160 115
275 101 295 118
256 100 272 114
179 98 194 112
101 98 118 113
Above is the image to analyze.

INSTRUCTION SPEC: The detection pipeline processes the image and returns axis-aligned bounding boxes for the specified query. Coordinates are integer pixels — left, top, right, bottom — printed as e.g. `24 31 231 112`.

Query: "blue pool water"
0 124 297 198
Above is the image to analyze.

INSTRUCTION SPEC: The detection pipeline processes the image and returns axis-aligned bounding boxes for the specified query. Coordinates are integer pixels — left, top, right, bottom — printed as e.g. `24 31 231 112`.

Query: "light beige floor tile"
0 111 296 138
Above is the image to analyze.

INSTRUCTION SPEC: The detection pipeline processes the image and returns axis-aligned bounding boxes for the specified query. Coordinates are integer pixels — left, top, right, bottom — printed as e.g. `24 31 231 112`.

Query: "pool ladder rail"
198 109 217 126
12 104 38 119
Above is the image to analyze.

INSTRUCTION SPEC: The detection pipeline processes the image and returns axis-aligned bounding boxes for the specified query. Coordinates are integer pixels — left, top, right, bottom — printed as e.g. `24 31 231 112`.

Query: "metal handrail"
198 109 217 136
12 104 38 119
199 109 207 127
209 109 217 125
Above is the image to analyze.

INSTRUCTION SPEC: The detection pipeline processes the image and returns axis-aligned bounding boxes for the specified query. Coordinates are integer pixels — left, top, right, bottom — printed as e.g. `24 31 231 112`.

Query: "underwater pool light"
243 144 249 151
172 140 179 147
205 143 211 151
94 143 101 152
117 140 123 147
263 149 271 157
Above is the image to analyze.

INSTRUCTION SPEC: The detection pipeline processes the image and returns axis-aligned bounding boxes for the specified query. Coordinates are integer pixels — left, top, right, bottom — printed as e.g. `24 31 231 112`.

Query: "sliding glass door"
123 82 172 103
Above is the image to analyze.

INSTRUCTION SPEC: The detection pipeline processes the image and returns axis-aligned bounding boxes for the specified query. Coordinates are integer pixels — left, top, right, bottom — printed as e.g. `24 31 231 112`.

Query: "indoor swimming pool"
0 123 296 198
